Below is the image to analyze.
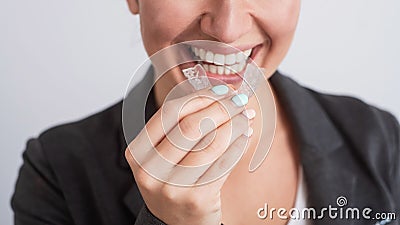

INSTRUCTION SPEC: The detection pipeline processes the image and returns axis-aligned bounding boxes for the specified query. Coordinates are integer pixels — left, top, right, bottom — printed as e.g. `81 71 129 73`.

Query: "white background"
1 0 399 224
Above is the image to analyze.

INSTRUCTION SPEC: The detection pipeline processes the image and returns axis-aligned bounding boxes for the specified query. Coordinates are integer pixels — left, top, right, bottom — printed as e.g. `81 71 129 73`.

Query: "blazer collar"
269 72 344 158
270 72 350 223
118 67 157 169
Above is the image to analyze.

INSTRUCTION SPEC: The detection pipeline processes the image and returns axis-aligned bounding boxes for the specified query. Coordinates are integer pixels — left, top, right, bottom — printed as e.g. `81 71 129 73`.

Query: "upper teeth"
190 46 252 75
191 46 252 65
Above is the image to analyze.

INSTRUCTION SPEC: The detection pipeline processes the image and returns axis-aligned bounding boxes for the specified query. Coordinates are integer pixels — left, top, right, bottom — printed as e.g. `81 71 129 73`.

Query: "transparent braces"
237 63 264 97
182 63 264 95
182 64 211 91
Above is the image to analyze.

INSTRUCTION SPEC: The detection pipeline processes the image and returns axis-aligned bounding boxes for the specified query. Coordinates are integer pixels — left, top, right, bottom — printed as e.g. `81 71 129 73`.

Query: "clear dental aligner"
237 63 263 97
181 64 211 91
182 63 264 96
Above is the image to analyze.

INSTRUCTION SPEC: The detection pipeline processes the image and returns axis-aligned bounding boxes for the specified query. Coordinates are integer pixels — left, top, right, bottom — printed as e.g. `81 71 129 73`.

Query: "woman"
12 0 399 225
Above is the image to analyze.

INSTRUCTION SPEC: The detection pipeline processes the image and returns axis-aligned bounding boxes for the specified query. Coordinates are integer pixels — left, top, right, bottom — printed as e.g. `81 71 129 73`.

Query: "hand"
125 85 255 225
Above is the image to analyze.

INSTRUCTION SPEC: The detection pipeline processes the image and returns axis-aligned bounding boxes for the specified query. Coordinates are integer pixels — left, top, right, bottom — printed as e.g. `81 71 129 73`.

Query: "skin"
125 0 301 224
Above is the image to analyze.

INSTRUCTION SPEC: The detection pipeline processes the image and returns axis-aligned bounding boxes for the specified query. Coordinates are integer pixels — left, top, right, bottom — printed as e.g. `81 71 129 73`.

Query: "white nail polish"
242 109 256 119
243 127 254 137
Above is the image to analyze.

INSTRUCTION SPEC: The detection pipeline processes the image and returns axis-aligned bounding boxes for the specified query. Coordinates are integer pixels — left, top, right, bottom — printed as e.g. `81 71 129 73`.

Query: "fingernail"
231 94 248 107
243 127 254 137
211 85 229 95
242 109 256 119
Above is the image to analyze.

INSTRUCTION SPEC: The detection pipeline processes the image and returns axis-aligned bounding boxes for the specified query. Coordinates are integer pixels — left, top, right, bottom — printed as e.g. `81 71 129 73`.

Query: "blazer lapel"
119 67 157 218
270 73 395 225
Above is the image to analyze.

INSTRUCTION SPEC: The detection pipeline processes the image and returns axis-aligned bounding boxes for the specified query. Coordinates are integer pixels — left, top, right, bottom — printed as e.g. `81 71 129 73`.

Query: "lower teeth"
201 63 246 75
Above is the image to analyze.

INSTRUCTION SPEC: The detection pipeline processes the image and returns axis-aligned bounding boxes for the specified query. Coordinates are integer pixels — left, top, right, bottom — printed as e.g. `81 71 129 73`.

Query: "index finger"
129 85 234 155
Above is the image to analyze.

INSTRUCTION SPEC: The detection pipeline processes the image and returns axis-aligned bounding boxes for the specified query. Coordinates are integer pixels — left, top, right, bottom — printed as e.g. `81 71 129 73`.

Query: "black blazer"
11 71 400 225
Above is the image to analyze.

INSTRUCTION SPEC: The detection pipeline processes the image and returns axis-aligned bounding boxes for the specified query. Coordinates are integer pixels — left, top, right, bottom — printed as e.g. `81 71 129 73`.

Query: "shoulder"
13 101 137 224
273 73 399 149
40 100 123 142
307 87 399 145
304 86 400 203
306 87 400 178
35 100 126 171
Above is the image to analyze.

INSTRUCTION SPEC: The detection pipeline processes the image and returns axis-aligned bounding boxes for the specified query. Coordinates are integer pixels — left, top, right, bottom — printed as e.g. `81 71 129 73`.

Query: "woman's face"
127 0 301 84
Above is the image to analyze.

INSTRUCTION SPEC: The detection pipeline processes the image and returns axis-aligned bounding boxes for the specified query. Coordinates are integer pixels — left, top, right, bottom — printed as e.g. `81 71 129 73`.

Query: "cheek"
254 0 300 74
139 1 201 55
258 0 300 40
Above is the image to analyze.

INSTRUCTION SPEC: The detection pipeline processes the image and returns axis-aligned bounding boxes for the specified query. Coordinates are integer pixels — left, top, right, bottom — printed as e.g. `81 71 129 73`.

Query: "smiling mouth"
187 44 261 84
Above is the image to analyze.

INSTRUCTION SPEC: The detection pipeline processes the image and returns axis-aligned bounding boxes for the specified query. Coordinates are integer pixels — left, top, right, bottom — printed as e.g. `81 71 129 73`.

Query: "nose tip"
200 1 252 44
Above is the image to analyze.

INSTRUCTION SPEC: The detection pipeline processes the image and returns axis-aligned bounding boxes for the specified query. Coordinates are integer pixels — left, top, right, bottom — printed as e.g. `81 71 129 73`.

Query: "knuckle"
214 101 228 119
124 148 133 161
162 100 177 118
134 169 147 183
179 116 199 138
202 133 229 156
228 139 243 154
196 96 213 108
160 186 178 202
135 170 155 192
124 148 137 169
185 195 204 213
216 157 232 172
188 94 212 107
190 143 224 166
203 142 223 158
